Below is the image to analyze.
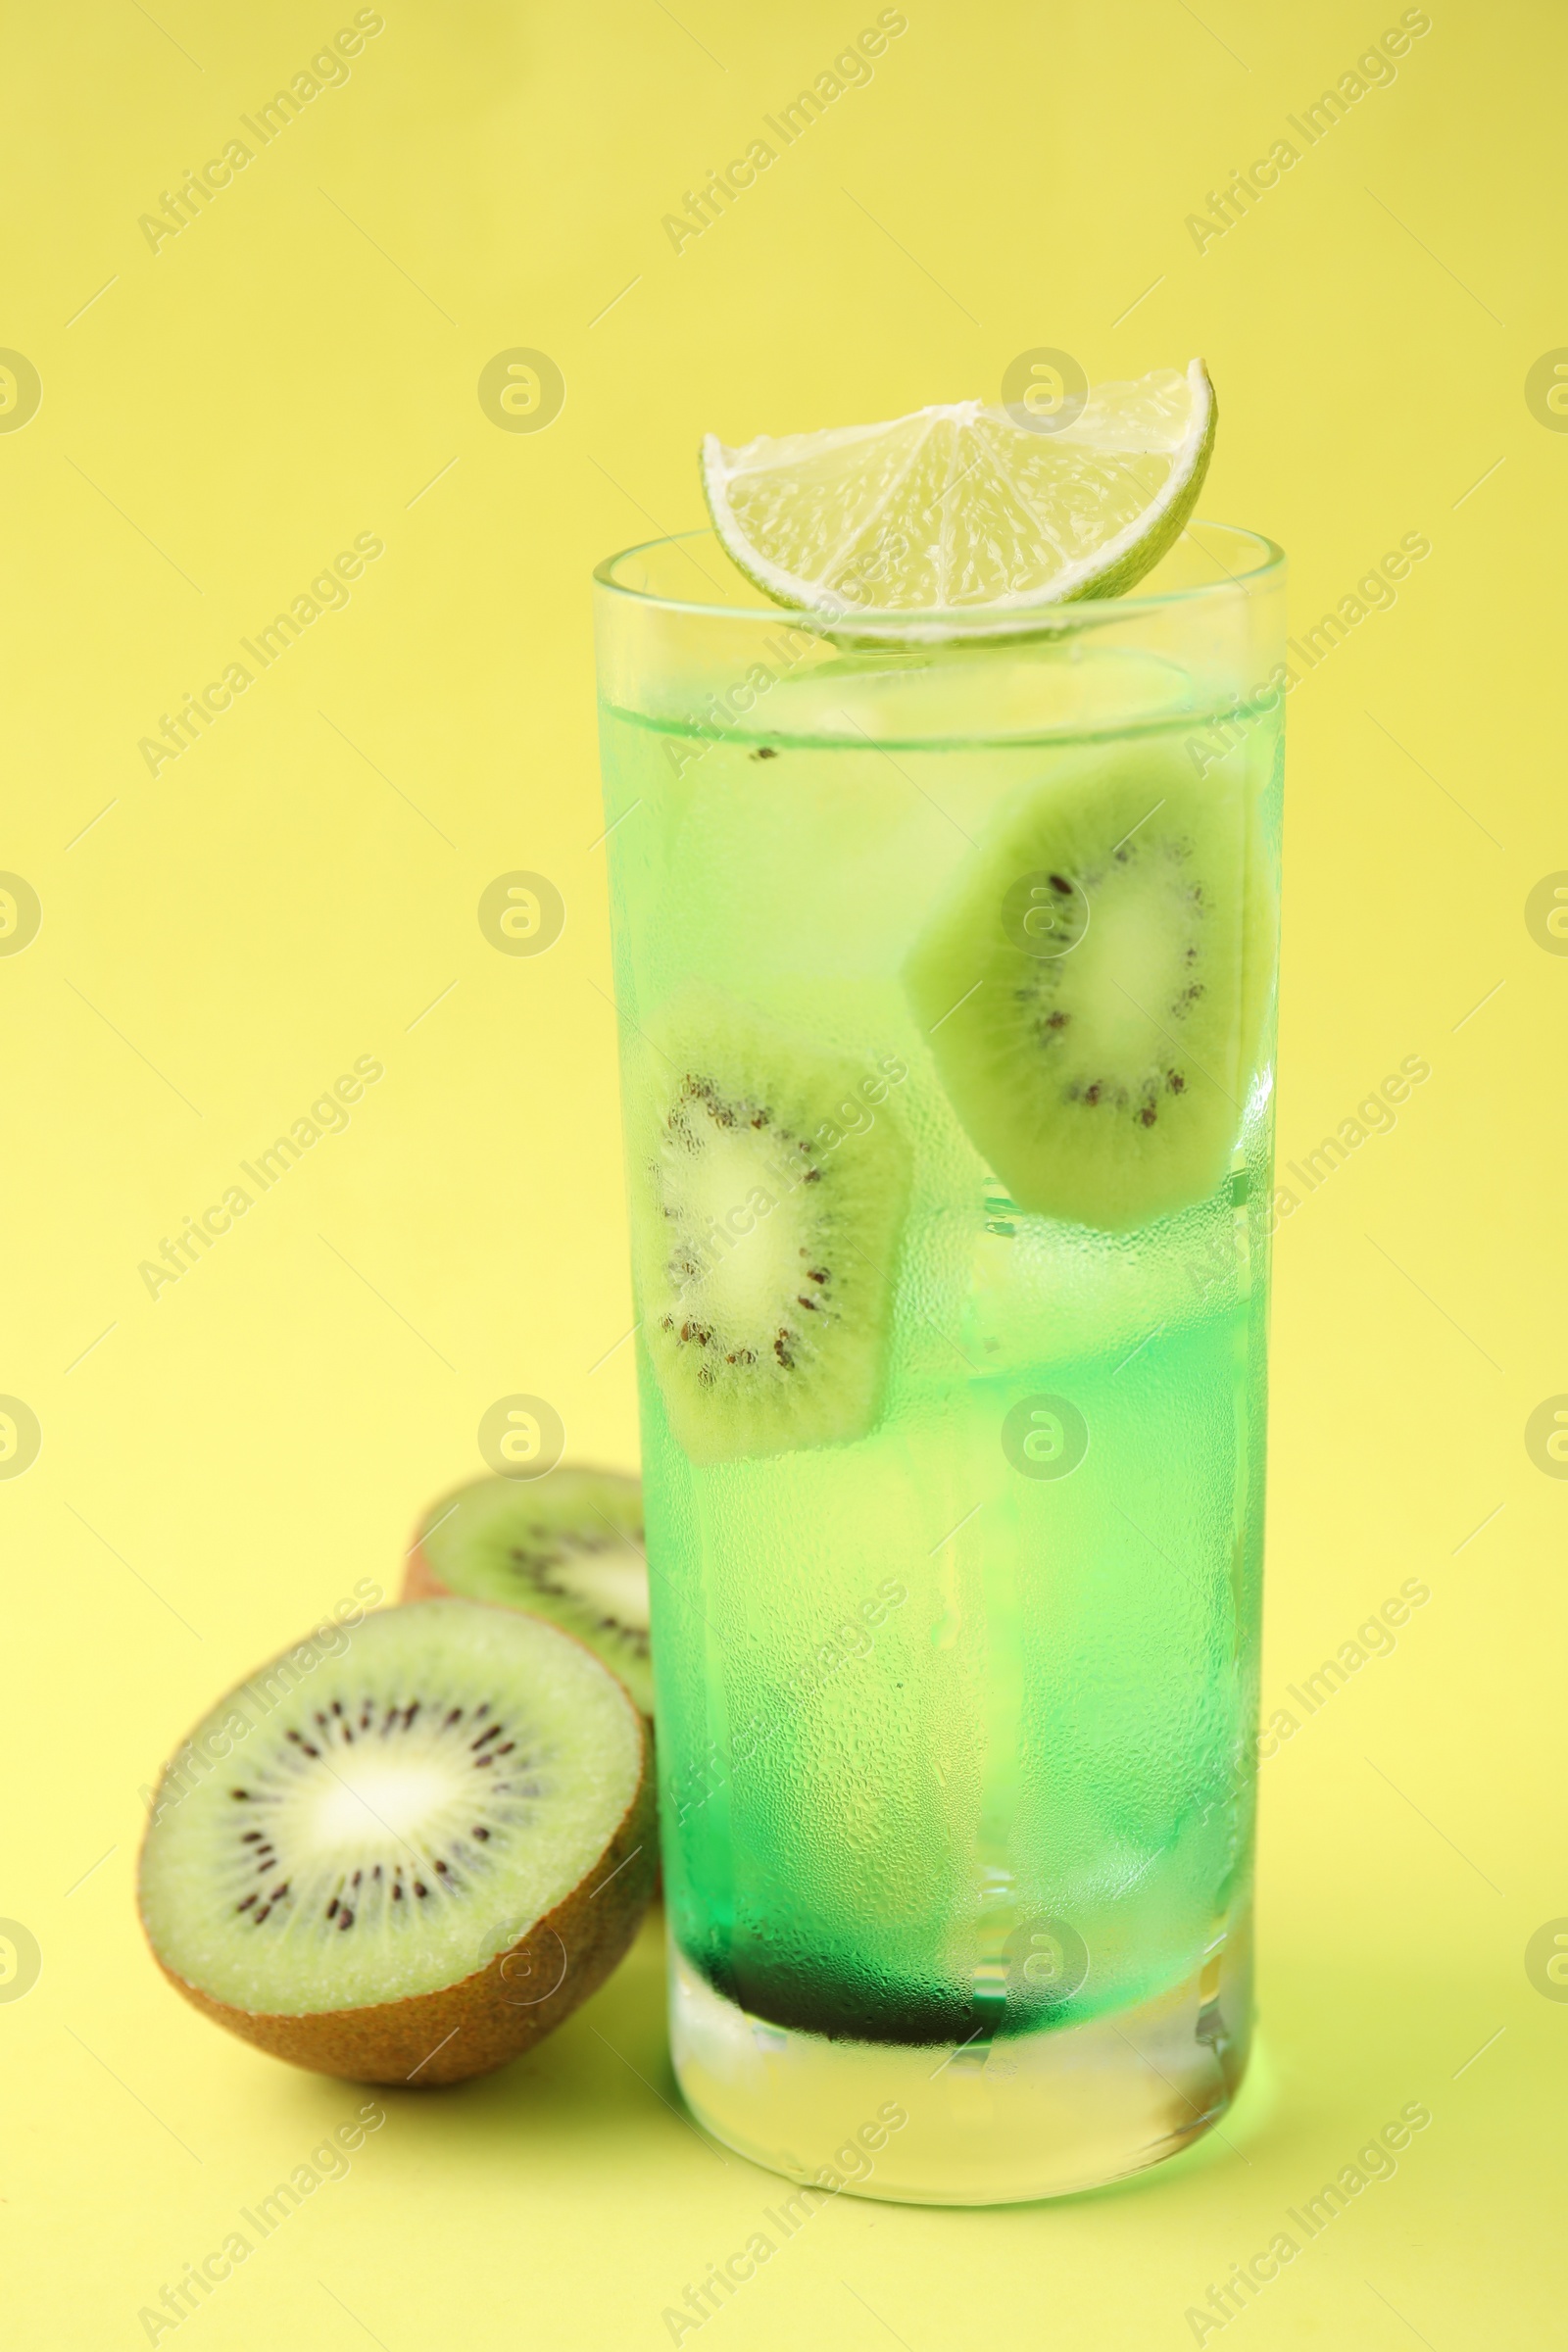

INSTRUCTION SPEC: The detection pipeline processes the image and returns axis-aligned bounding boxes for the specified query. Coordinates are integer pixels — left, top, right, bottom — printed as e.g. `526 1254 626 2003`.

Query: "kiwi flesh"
626 984 910 1466
136 1599 654 2084
906 740 1269 1231
404 1467 653 1718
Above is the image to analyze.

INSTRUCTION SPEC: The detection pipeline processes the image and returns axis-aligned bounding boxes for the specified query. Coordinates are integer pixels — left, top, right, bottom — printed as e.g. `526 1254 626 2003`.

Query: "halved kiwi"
405 1468 653 1718
906 740 1270 1231
626 984 910 1465
136 1599 654 2084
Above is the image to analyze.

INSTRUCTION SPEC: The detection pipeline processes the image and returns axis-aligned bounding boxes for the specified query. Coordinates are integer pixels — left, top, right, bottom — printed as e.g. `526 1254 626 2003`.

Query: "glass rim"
593 517 1285 638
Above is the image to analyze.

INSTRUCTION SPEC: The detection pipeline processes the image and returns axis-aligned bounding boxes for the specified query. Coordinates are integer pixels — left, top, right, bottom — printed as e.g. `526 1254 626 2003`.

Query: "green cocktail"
595 514 1284 2204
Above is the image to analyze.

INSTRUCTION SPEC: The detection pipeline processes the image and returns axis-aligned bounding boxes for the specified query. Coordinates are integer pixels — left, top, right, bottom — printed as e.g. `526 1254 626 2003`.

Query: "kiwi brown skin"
402 1544 452 1606
138 1696 657 2088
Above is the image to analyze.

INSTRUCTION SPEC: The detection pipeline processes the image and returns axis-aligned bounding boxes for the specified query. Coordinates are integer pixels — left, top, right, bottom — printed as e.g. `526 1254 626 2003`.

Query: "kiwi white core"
138 1601 643 2017
558 1544 650 1637
1058 853 1202 1075
667 1122 815 1354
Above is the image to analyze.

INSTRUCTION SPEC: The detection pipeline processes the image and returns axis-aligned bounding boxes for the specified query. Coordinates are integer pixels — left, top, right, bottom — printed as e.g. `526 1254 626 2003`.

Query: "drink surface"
600 637 1280 2064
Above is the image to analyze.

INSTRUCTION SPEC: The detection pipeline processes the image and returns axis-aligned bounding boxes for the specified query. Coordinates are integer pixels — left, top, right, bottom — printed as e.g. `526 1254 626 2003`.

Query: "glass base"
669 1938 1250 2205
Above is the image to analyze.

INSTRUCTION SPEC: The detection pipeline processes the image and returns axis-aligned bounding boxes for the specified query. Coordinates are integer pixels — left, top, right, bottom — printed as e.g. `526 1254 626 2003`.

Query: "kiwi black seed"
405 1466 653 1718
136 1600 654 2084
906 740 1270 1231
626 983 910 1465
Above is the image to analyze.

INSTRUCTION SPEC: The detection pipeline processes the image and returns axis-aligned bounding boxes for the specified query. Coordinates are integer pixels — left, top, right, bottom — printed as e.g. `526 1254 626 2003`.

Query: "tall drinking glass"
594 525 1285 2204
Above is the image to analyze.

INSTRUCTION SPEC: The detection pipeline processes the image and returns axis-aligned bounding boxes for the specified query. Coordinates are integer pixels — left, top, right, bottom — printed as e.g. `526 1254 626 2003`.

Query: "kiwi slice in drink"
626 985 910 1466
136 1600 654 2084
906 741 1270 1232
405 1468 653 1718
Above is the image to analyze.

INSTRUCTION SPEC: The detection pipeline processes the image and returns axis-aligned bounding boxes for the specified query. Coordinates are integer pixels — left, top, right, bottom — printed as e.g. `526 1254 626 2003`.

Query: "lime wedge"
701 359 1215 618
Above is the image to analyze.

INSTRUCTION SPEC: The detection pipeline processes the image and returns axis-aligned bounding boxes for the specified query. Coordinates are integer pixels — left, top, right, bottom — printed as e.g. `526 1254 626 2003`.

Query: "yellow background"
3 0 1562 2343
